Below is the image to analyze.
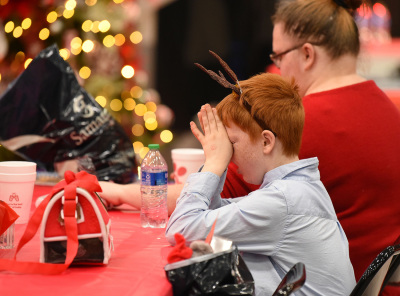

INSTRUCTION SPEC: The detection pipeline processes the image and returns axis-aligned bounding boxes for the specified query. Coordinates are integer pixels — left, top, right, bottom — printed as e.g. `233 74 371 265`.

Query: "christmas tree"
0 0 174 164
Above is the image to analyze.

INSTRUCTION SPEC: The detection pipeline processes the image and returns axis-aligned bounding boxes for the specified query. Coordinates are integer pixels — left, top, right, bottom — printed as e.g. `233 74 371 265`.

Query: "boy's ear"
261 130 275 154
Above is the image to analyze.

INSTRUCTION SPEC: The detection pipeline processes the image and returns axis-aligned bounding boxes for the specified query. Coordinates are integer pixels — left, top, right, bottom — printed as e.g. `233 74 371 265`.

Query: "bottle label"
141 171 168 186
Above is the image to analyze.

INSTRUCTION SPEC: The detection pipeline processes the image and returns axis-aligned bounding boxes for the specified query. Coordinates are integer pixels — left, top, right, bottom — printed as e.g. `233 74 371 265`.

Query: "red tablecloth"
0 185 173 296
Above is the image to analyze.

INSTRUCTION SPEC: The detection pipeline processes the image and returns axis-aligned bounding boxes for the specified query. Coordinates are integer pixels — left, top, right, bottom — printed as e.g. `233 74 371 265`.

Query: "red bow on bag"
0 201 19 236
0 170 103 275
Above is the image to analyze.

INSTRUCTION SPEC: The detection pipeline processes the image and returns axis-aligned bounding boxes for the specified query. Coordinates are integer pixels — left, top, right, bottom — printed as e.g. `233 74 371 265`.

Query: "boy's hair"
216 73 304 156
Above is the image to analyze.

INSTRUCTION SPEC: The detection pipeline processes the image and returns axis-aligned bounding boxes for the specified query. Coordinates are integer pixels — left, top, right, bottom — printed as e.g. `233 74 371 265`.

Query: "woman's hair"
216 73 304 157
272 0 367 59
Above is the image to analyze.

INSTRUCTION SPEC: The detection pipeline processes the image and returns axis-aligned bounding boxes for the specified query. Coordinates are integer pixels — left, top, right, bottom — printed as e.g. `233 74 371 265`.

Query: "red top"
221 81 400 283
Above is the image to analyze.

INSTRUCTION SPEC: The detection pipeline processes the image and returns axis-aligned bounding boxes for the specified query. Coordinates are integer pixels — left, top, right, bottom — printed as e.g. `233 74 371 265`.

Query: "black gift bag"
0 44 136 184
165 246 255 296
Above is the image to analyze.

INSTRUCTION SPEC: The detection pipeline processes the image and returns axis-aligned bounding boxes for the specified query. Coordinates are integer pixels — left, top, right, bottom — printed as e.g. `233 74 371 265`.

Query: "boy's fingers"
198 111 205 133
201 106 211 134
204 104 217 131
190 121 204 143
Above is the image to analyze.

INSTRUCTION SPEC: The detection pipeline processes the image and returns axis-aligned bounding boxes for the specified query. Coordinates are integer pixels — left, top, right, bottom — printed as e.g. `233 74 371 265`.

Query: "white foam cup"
171 148 205 184
0 161 37 224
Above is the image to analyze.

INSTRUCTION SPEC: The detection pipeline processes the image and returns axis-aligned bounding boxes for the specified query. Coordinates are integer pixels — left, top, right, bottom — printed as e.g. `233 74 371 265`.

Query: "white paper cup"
0 161 37 224
171 148 205 184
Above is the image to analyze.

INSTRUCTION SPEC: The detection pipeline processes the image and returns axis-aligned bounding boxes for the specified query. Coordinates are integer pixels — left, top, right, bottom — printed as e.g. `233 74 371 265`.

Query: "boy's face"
225 121 265 185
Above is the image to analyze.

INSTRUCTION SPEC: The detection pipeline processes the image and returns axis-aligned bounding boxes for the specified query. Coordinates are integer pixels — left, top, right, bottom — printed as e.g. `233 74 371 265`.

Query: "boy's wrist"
201 162 226 177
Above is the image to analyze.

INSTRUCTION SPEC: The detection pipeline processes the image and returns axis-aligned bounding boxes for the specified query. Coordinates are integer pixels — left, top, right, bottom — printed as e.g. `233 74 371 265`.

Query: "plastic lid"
148 144 160 149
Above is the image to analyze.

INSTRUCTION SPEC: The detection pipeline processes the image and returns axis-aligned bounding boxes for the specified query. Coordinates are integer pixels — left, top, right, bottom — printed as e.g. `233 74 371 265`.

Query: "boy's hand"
190 104 232 177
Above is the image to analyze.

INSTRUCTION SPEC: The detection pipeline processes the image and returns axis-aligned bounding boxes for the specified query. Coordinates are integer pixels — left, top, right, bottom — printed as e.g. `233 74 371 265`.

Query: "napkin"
0 200 19 236
167 233 193 264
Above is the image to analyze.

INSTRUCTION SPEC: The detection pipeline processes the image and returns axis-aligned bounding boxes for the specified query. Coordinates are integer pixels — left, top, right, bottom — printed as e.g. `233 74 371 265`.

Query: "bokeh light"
121 65 135 78
139 146 149 159
63 9 75 19
132 124 144 136
160 130 173 143
114 34 125 46
130 31 142 44
82 20 93 32
79 66 91 79
47 11 58 23
145 101 157 112
13 26 23 38
145 120 157 131
110 98 123 111
4 21 14 33
21 18 32 29
59 48 70 60
24 58 33 69
99 20 111 32
103 35 115 47
95 95 107 107
133 141 144 154
124 98 136 110
82 40 94 52
134 103 147 116
130 86 143 98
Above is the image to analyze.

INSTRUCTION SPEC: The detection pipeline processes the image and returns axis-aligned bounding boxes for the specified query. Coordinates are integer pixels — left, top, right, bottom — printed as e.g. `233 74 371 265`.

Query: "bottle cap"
148 144 160 149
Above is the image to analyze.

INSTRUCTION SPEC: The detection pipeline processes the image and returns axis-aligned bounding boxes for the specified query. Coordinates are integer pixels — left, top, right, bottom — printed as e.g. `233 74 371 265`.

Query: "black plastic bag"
165 246 255 296
0 44 136 183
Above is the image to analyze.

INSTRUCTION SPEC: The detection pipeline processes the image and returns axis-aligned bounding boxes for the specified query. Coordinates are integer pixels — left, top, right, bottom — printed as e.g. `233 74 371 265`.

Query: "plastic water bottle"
140 144 168 228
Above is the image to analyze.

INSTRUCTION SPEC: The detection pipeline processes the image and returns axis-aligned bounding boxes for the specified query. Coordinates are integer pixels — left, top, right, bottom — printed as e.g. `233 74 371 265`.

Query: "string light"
59 48 70 60
79 66 91 79
47 11 58 23
21 18 32 30
82 40 94 52
160 130 173 143
85 0 97 6
133 141 144 154
82 20 93 32
131 124 144 136
139 146 149 159
4 21 14 33
13 26 23 38
130 31 142 44
145 101 157 112
145 120 157 131
114 34 125 46
24 58 33 69
121 65 134 78
95 95 107 107
130 86 143 98
124 98 136 110
134 104 147 116
99 20 111 32
91 21 100 33
65 0 77 10
110 98 123 111
103 35 115 47
63 9 74 19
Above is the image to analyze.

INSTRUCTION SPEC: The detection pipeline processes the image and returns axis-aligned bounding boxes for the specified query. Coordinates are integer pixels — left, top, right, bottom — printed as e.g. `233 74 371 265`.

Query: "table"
0 185 173 296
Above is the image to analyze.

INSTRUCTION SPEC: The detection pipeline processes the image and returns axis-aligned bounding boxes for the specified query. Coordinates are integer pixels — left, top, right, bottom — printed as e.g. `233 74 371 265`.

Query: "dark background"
155 0 400 132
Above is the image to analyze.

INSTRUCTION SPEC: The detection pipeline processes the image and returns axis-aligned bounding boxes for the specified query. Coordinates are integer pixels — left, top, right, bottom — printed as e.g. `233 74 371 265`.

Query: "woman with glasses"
271 0 400 291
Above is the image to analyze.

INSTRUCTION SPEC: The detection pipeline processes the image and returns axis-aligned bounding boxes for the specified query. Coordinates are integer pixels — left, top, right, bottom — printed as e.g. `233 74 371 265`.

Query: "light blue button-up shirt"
166 157 356 296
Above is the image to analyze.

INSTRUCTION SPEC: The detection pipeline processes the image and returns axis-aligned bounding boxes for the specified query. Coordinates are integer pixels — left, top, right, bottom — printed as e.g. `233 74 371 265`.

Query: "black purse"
165 246 255 296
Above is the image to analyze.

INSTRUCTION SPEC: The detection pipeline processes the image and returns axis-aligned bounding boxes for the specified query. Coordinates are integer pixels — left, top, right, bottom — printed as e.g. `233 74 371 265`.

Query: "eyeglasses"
269 43 305 68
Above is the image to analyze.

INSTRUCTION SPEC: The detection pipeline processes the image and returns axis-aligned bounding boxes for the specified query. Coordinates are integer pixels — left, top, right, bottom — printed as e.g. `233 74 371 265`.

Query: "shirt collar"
261 157 320 187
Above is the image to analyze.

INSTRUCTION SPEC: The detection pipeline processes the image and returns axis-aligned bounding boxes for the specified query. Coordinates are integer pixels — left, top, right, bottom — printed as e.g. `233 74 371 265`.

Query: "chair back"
349 238 400 296
272 262 306 296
